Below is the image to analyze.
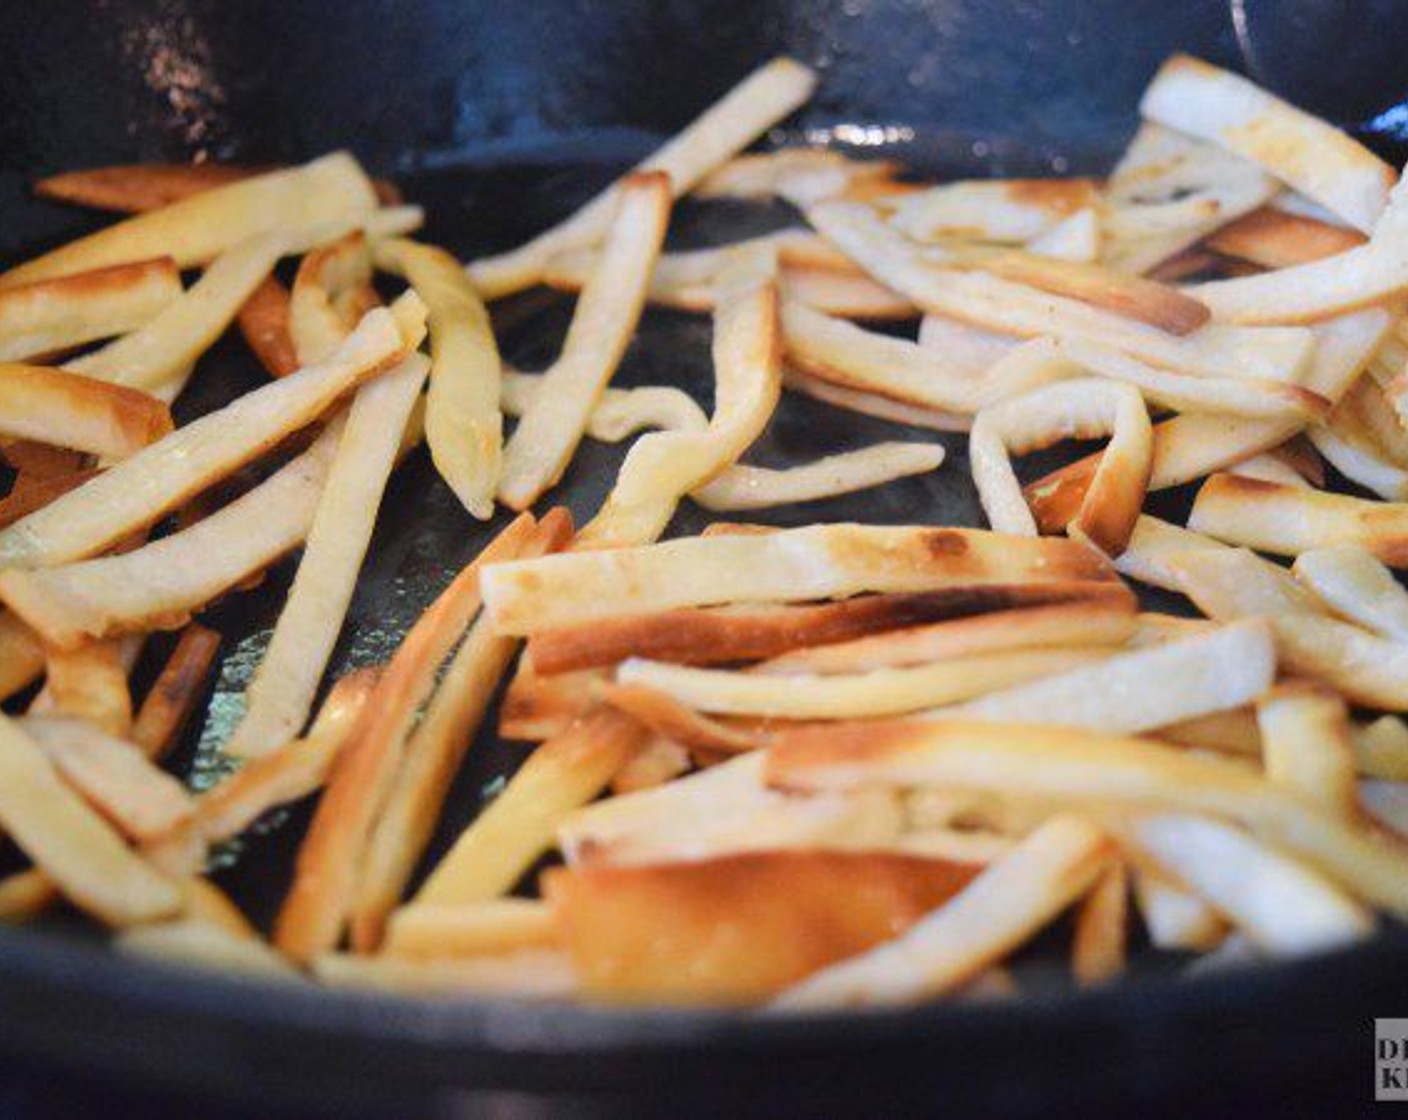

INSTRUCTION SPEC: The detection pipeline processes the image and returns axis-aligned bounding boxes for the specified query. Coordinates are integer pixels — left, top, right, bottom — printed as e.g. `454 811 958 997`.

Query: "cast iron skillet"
2 2 1408 1116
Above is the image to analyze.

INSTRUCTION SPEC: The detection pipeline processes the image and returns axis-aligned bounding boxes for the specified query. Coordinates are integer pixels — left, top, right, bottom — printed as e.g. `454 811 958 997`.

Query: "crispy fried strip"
1134 868 1228 952
236 277 299 377
273 511 565 959
1140 54 1394 232
1071 862 1127 986
808 201 1314 382
0 364 171 458
0 421 342 648
1256 684 1357 821
1028 208 1100 262
497 173 671 510
781 368 972 432
598 683 772 755
579 245 781 547
411 710 648 908
40 638 133 737
771 815 1112 1010
466 58 816 298
694 149 898 203
502 369 707 444
33 162 265 211
1 152 378 287
1293 545 1408 640
0 258 182 362
0 303 413 569
0 611 44 701
691 443 945 511
0 713 179 926
889 179 1100 243
1188 473 1408 565
382 900 558 960
21 717 194 842
1119 813 1372 953
766 721 1408 915
970 378 1151 554
482 524 1117 635
611 736 692 794
378 238 502 519
348 517 571 950
0 471 101 533
0 868 61 924
1207 207 1367 269
934 620 1276 734
288 231 377 365
498 661 600 742
131 624 221 760
225 350 431 758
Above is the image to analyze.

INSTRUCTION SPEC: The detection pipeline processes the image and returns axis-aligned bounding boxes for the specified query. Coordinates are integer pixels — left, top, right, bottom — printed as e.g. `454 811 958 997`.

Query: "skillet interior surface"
1 1 1408 1115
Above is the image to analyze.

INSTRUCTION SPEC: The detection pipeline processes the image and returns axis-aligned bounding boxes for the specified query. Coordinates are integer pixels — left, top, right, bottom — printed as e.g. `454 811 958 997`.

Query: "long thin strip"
1072 863 1127 986
0 713 179 926
481 524 1117 635
0 258 182 362
382 900 557 960
1293 545 1408 640
1139 54 1395 232
0 303 412 568
765 721 1408 915
0 612 44 701
465 58 816 298
771 815 1111 1010
33 162 266 211
378 239 501 519
579 245 780 546
273 511 566 960
1207 207 1367 269
236 277 299 377
0 152 378 287
691 443 946 511
1256 684 1357 821
131 624 222 760
225 353 429 757
497 173 671 510
40 638 133 737
410 710 647 908
0 421 343 648
0 364 171 459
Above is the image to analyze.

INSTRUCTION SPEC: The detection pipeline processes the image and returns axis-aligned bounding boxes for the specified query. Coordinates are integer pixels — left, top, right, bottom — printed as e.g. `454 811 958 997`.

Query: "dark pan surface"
2 1 1408 1115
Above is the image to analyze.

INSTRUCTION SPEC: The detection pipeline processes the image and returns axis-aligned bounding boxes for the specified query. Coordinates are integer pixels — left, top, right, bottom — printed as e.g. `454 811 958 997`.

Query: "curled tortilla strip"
691 442 945 511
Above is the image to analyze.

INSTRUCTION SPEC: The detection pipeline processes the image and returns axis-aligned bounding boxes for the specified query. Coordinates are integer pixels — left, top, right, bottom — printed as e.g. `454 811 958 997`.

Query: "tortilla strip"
225 352 429 758
0 611 44 702
691 443 946 511
890 179 1100 243
694 148 898 203
498 661 600 742
40 638 133 737
0 713 179 926
808 201 1313 382
781 368 972 432
1 152 378 287
288 231 378 365
236 277 299 377
273 511 566 959
497 174 670 510
0 868 61 924
1293 545 1408 640
466 57 816 298
1256 684 1357 822
0 364 171 459
131 624 222 760
598 683 772 754
1140 54 1394 232
1072 863 1127 986
765 720 1408 915
771 815 1111 1010
378 238 502 519
1207 207 1367 269
579 245 781 546
483 523 1118 635
0 421 342 648
0 301 413 569
0 258 182 362
33 162 264 211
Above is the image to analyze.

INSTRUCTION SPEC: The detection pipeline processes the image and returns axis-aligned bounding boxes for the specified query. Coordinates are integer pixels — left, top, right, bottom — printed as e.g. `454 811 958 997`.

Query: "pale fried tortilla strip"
1028 207 1100 262
501 369 707 443
546 850 981 1005
578 245 781 547
236 277 299 377
225 350 431 758
615 647 1111 720
766 720 1408 915
40 638 133 737
497 173 671 510
1306 421 1408 500
20 717 194 842
889 179 1100 243
771 815 1112 1010
0 302 413 568
0 612 44 701
1110 514 1229 592
288 231 378 365
378 238 502 519
933 620 1275 734
782 368 972 432
559 751 901 868
694 148 898 203
1140 54 1395 232
1118 812 1372 953
382 900 558 960
0 421 343 648
1071 862 1127 986
598 683 771 755
0 258 182 362
970 378 1151 554
466 57 816 298
0 364 171 458
916 314 1019 374
756 598 1138 676
1 152 379 287
808 201 1313 381
1134 868 1228 952
349 517 571 950
1293 545 1408 640
498 661 599 741
1256 683 1357 822
1167 547 1408 710
0 469 101 532
0 713 179 926
1207 206 1367 269
33 162 264 212
690 443 946 511
1188 473 1408 565
611 736 692 794
410 710 648 908
131 624 222 760
273 511 566 959
481 524 1118 635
